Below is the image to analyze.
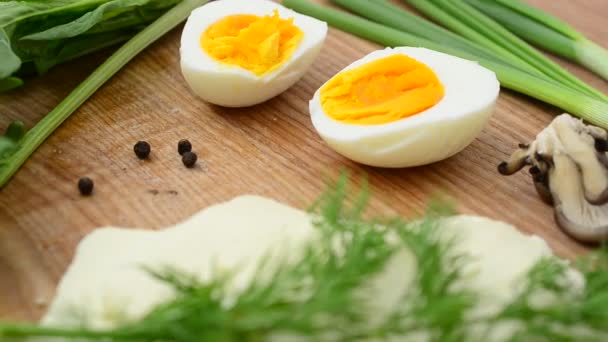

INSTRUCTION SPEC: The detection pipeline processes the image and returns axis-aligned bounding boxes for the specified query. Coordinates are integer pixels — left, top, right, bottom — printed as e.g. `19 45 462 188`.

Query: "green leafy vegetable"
0 0 181 88
0 28 21 78
20 0 151 41
465 0 608 82
0 0 209 187
1 176 608 341
402 0 607 102
282 0 608 129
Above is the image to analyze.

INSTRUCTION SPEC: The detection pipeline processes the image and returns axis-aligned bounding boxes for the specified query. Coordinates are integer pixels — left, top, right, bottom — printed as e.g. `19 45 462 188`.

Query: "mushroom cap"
498 114 608 243
550 154 608 243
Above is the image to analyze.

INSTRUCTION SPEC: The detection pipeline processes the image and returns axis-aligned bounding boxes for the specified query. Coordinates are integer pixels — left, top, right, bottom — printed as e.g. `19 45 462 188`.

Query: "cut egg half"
310 47 500 168
180 0 327 107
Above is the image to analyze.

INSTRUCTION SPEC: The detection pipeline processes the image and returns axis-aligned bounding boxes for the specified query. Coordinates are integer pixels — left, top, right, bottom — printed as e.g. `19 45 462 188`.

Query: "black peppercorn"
182 151 197 168
178 139 192 155
78 177 94 196
133 141 151 159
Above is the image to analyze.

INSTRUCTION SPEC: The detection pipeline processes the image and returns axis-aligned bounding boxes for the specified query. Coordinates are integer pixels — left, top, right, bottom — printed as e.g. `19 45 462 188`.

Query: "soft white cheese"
42 195 571 340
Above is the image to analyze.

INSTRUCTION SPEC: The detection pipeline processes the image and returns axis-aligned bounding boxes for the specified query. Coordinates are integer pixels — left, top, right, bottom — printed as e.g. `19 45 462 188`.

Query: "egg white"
180 0 327 107
310 47 500 168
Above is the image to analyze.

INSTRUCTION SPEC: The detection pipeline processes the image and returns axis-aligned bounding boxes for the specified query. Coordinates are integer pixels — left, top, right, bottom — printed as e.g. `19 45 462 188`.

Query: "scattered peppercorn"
78 177 94 196
133 141 151 159
178 139 192 155
182 151 197 168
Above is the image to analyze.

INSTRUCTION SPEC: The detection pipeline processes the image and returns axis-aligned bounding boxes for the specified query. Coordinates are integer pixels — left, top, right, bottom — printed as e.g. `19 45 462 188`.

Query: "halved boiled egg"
180 0 327 107
310 47 500 168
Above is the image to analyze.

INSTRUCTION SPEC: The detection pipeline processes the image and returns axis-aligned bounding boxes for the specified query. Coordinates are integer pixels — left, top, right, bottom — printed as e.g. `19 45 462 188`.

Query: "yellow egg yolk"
201 10 303 76
320 54 445 125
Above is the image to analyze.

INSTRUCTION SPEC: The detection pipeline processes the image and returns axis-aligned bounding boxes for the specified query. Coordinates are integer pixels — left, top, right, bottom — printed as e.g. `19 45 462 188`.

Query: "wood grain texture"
1 0 607 322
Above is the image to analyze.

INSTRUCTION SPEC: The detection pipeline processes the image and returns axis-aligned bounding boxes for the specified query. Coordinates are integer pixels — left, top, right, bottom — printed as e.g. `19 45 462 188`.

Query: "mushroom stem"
498 148 529 175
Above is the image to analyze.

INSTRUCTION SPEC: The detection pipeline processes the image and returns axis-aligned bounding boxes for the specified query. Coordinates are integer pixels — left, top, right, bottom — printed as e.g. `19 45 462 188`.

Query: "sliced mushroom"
498 114 608 243
550 154 608 242
553 117 608 204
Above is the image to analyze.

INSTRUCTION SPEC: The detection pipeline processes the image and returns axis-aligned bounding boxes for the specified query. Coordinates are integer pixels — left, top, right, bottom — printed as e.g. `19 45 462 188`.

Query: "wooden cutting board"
1 0 608 322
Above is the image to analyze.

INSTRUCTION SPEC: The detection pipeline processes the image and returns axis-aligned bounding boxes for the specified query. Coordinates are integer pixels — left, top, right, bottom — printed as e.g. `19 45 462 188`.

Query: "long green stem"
333 0 511 68
487 0 584 40
409 0 608 102
576 39 608 82
467 0 608 82
0 0 209 188
464 0 578 60
332 0 572 93
0 323 145 339
398 0 534 75
281 0 608 129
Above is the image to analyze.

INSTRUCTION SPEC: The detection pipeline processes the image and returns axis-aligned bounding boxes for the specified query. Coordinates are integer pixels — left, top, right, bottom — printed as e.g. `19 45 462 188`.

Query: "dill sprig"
495 248 608 341
1 176 608 341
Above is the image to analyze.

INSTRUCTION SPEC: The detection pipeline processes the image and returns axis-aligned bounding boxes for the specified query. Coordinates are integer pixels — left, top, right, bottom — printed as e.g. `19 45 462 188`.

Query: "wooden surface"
1 0 608 322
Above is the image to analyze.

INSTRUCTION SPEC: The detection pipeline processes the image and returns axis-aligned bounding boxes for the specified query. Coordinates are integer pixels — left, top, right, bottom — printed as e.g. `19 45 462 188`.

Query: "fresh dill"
1 175 608 341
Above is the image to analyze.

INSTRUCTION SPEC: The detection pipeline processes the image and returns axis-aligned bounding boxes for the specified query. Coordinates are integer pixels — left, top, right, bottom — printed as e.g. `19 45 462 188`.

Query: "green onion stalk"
335 0 532 73
0 0 210 188
332 0 581 98
465 0 608 82
281 0 608 129
402 0 608 102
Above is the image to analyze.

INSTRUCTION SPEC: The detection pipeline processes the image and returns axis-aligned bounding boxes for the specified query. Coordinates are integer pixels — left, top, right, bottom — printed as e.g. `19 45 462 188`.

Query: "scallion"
281 0 608 129
465 0 608 82
403 0 608 102
332 0 568 91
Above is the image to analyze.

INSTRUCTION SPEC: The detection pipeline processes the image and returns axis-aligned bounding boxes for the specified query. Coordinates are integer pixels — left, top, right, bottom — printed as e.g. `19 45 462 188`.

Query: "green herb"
0 0 210 188
1 176 608 341
465 0 608 82
282 0 608 129
402 0 608 102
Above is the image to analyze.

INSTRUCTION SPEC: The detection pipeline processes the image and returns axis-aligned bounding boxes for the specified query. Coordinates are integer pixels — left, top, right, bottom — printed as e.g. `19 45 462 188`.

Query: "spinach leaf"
21 0 150 40
0 29 20 78
0 0 182 91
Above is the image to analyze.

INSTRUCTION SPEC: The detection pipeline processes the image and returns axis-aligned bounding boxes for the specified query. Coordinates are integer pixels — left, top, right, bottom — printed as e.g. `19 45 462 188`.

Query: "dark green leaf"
0 28 20 78
1 0 182 81
20 0 150 41
0 120 26 160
